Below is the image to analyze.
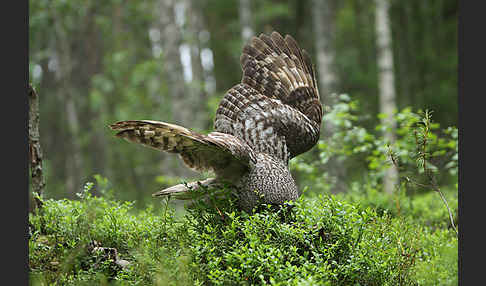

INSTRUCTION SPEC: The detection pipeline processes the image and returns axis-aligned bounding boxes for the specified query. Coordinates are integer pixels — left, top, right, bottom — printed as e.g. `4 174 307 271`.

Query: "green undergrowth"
333 184 458 232
29 185 457 285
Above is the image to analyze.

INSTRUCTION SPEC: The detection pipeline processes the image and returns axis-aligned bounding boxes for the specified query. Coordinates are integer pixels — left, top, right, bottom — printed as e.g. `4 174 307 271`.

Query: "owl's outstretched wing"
214 31 322 162
110 120 255 177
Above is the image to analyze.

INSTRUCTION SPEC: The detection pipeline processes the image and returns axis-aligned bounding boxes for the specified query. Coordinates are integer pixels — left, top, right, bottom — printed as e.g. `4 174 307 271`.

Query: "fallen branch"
88 240 130 269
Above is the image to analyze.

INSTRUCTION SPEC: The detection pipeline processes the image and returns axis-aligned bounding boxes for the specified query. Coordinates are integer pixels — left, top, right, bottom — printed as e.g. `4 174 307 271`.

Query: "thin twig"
387 143 458 237
387 110 459 236
419 110 458 237
433 184 458 236
405 175 457 235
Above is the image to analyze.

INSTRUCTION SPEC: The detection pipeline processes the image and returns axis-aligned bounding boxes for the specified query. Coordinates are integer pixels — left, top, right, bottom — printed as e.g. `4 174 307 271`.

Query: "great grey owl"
110 31 322 212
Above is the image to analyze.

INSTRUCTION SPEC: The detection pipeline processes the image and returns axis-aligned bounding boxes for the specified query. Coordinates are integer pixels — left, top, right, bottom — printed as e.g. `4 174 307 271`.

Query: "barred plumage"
110 31 323 211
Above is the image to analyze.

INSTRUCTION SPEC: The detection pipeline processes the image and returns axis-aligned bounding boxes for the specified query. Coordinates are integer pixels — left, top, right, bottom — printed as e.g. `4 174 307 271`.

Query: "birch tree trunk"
239 0 254 43
158 0 197 177
312 0 336 97
185 0 207 130
312 0 346 193
375 0 398 194
159 0 188 126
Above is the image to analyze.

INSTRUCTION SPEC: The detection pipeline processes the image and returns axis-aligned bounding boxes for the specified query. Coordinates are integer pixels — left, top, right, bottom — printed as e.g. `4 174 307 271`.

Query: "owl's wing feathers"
240 31 322 126
214 31 322 161
215 84 319 163
110 120 256 176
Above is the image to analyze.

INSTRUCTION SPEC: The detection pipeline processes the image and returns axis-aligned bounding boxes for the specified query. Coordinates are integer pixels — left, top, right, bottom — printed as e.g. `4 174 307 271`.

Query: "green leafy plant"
386 110 458 236
29 178 457 285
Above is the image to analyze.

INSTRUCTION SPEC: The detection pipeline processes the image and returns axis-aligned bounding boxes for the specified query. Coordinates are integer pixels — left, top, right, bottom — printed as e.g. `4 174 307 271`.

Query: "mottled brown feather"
239 32 322 127
110 31 323 211
110 120 254 175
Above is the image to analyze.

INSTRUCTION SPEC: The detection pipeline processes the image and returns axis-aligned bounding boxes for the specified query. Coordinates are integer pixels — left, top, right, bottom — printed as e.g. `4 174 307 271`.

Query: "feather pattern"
214 83 320 161
110 120 254 177
215 31 322 160
110 31 323 211
239 31 322 127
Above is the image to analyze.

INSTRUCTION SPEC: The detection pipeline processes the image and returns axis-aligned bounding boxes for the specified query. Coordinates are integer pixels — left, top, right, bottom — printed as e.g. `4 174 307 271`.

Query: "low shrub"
334 183 458 231
29 184 457 285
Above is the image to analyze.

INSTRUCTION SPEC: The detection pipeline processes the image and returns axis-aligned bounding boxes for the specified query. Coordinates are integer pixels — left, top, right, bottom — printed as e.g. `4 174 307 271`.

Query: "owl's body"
111 31 322 211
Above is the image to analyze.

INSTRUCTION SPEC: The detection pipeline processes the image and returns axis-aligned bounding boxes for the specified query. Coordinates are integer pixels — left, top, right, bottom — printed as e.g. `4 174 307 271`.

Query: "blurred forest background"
29 0 458 209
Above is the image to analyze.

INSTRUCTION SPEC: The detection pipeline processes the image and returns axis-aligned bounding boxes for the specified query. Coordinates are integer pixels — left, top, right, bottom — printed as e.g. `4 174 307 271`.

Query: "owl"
110 31 322 211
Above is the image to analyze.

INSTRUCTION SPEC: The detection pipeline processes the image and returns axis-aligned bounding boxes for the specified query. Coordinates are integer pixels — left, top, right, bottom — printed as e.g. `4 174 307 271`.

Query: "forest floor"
28 184 458 285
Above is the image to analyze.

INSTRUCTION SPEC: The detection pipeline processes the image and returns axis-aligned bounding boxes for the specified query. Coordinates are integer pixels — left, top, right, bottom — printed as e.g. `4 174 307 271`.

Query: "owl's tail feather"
152 178 223 199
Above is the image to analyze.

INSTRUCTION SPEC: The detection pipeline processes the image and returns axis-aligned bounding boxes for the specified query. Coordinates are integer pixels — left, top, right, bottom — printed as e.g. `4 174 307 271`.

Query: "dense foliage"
292 95 457 200
29 183 457 285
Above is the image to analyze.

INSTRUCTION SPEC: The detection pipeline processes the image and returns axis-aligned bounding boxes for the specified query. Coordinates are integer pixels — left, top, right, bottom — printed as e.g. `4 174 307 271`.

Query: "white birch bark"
159 0 188 126
375 0 399 194
312 0 336 97
185 0 207 130
239 0 254 43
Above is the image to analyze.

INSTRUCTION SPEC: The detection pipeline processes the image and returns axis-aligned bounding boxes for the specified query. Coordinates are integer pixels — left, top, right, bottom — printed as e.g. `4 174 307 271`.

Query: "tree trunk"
159 0 188 126
312 0 346 193
312 0 337 98
185 0 208 130
239 0 254 43
63 90 85 195
28 84 45 212
158 0 197 177
83 8 107 179
53 15 85 196
375 0 399 194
